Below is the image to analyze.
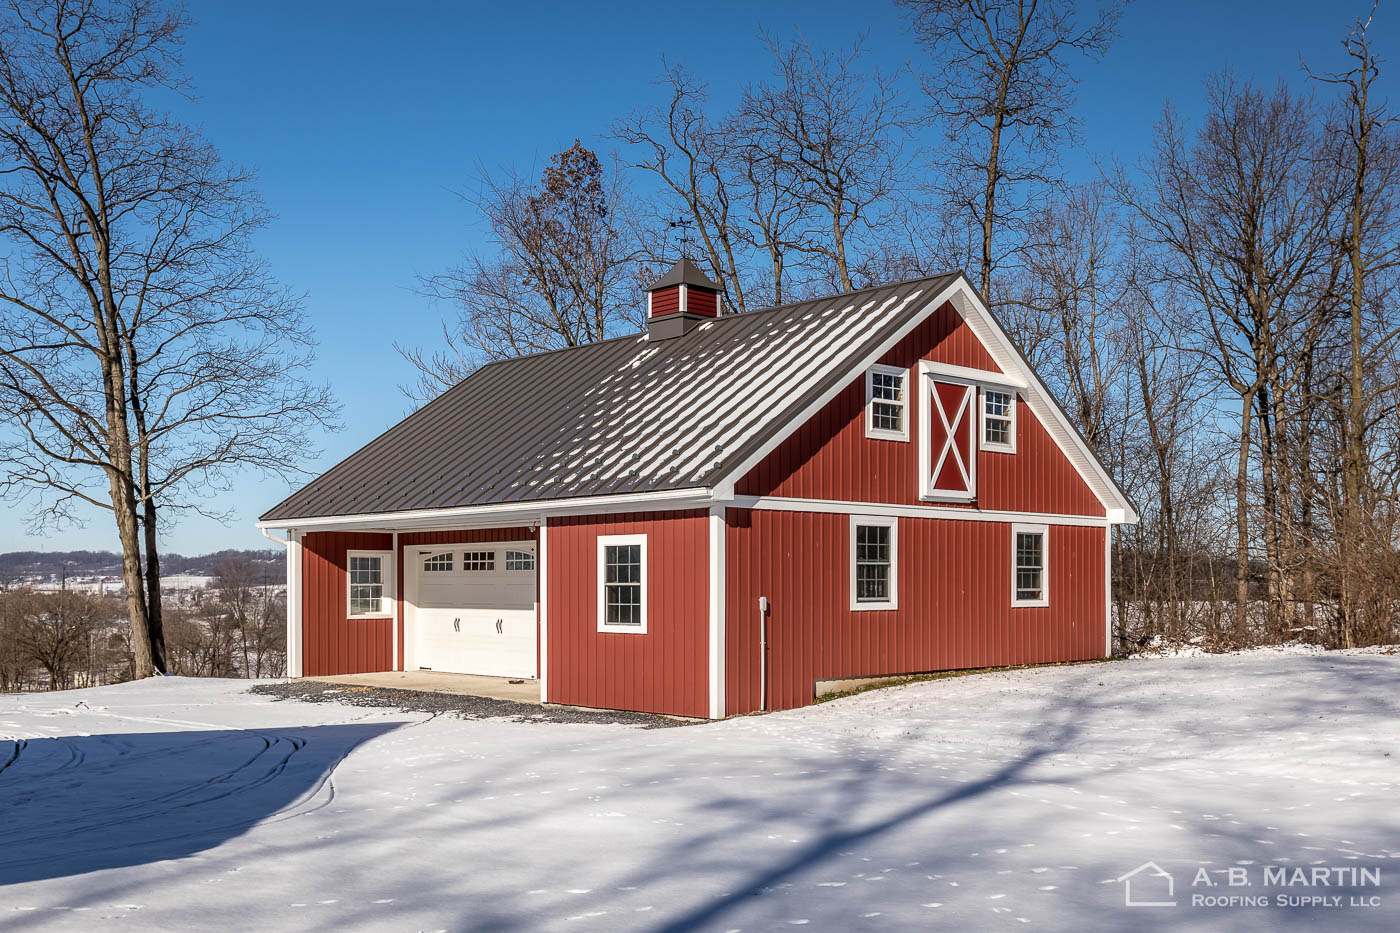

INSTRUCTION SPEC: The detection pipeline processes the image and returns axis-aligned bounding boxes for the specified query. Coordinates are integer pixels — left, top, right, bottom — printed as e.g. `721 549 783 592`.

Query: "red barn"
259 260 1136 718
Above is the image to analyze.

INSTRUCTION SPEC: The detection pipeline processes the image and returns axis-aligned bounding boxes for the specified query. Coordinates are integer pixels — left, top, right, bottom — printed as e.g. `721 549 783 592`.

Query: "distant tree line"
0 548 284 582
0 556 285 691
406 2 1400 652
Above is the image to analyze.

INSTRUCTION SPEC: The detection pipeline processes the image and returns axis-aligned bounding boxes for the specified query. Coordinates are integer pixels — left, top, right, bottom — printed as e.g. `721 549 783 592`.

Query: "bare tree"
401 142 642 398
740 35 911 294
611 65 755 313
1118 74 1344 636
900 0 1124 300
1308 7 1400 646
15 588 120 690
0 0 336 676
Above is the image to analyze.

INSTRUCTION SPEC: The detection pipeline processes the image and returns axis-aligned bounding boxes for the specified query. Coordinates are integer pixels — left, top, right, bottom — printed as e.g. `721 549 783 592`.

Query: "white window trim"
980 386 1018 454
346 549 395 619
917 363 978 503
850 515 899 611
597 533 648 634
1011 523 1050 608
864 363 910 441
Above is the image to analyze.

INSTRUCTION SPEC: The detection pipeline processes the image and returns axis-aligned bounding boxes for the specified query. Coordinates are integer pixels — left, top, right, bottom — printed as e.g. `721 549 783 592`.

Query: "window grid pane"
603 544 643 625
870 372 905 432
1016 532 1044 600
505 550 535 571
349 555 384 615
462 551 495 571
855 524 891 602
423 553 453 572
985 390 1012 445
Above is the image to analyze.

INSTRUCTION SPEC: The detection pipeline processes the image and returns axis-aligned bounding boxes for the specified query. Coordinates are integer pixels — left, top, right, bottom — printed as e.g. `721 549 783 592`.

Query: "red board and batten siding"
546 510 709 717
301 531 394 676
725 510 1105 713
737 300 1104 517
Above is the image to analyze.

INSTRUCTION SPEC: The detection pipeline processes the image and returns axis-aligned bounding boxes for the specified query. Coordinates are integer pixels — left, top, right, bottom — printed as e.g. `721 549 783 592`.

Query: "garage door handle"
496 619 503 634
453 617 460 632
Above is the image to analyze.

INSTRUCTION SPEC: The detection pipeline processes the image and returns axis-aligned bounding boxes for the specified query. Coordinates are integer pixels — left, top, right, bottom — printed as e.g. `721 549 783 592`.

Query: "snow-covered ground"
3 652 1398 931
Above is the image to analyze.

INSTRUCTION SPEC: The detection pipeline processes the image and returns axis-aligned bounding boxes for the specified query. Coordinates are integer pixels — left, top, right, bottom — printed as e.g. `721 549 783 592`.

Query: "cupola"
645 258 720 339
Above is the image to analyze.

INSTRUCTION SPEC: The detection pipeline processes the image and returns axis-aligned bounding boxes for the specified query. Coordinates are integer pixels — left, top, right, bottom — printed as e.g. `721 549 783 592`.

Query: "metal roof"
260 274 958 523
646 257 720 291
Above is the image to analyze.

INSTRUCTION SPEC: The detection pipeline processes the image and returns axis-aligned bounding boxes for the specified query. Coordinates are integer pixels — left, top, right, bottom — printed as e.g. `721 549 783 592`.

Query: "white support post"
391 530 400 672
1104 524 1113 658
708 505 726 719
286 529 303 678
538 517 549 703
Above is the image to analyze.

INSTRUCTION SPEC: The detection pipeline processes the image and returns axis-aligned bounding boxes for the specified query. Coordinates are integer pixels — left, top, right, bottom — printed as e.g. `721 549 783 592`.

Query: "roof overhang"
256 486 715 533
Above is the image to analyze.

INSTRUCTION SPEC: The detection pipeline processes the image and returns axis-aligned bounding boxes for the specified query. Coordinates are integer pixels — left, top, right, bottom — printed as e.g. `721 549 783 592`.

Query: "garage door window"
597 534 647 634
463 551 495 571
347 550 393 618
423 553 453 572
505 550 534 571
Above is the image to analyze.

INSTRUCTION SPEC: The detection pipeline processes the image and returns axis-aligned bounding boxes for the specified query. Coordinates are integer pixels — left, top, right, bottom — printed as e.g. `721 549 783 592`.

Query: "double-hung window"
1011 524 1049 607
598 534 647 633
347 550 394 618
981 387 1016 452
865 364 909 441
850 516 898 611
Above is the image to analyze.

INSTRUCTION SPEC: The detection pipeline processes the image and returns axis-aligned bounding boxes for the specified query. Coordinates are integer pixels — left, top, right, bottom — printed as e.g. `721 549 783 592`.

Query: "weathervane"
667 217 695 259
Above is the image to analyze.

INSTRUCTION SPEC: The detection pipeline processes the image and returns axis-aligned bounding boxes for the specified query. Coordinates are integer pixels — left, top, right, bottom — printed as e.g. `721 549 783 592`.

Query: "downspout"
758 595 770 712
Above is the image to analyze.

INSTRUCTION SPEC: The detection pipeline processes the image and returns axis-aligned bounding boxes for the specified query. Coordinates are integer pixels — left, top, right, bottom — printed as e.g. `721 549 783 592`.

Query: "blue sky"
0 0 1392 556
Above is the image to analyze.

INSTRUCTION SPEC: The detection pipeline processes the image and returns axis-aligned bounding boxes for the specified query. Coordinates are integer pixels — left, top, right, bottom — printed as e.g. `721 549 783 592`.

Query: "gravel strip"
246 680 691 728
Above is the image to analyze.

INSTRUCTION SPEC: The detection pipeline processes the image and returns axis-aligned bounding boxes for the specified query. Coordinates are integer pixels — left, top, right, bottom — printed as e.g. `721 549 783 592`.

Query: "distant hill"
0 548 284 581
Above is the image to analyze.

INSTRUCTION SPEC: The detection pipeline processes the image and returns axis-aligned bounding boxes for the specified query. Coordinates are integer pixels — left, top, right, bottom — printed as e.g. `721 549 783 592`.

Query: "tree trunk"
1234 391 1256 636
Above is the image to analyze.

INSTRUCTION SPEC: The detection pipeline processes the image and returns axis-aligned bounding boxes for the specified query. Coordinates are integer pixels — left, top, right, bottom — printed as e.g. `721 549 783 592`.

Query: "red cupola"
645 258 720 340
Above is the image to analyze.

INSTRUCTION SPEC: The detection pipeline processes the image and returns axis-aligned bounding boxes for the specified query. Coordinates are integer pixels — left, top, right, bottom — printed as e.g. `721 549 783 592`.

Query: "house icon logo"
1116 861 1177 907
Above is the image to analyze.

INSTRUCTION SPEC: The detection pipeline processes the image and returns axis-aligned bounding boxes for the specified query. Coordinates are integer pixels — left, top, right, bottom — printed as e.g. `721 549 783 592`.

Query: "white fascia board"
731 495 1111 528
257 486 714 532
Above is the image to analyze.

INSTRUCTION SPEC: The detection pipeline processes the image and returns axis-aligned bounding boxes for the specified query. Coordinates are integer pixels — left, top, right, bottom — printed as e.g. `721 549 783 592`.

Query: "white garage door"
411 542 536 679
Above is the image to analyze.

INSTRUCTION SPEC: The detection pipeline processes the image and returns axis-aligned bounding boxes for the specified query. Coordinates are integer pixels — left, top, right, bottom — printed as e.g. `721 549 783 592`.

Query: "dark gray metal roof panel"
646 257 720 291
260 273 959 522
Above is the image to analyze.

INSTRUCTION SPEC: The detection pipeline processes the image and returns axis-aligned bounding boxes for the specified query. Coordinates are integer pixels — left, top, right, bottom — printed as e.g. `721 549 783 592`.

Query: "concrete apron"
303 671 541 705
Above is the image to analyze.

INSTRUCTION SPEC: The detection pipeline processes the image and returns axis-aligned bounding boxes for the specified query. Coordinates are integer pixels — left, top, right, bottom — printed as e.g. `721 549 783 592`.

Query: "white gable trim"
714 277 1137 524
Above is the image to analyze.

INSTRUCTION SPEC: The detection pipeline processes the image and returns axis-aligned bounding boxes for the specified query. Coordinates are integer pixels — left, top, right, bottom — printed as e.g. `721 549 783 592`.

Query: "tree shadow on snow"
0 723 399 884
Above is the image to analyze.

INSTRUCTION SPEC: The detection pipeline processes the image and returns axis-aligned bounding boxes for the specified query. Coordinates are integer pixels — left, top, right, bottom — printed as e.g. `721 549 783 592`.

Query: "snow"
3 651 1398 931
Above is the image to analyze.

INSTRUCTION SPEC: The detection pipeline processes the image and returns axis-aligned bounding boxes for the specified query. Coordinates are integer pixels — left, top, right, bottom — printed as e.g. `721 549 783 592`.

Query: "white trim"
708 506 726 719
731 494 1109 527
286 530 303 678
920 359 1027 389
391 531 400 670
864 363 910 441
346 549 395 619
539 518 549 701
646 291 654 318
979 386 1017 454
919 366 977 502
258 487 712 532
597 533 648 634
1104 524 1113 658
850 514 898 611
1011 523 1050 608
679 283 688 315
